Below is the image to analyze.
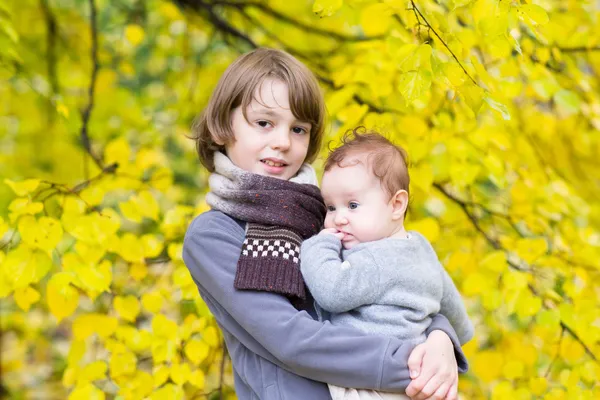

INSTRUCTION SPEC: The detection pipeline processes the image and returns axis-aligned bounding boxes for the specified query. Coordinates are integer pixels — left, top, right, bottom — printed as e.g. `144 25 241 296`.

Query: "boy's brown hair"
324 127 410 200
192 48 326 172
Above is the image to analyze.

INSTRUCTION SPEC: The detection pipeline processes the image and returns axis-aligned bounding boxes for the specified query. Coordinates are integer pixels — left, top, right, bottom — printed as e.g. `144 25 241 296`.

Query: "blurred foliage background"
1 0 600 398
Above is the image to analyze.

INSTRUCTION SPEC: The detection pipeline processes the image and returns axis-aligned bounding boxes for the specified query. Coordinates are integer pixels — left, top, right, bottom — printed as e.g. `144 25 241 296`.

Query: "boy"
301 128 474 400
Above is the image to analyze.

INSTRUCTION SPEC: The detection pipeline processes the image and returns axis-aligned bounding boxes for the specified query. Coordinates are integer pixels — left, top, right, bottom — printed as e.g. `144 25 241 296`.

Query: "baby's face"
321 160 398 249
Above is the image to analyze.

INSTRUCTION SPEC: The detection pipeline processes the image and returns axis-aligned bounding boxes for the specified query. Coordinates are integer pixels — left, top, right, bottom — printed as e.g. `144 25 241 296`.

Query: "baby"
301 128 474 400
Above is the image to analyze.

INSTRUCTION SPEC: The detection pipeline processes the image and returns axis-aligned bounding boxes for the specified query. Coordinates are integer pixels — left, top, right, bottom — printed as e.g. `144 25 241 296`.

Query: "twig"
410 1 479 87
80 0 103 173
211 0 382 42
558 46 600 53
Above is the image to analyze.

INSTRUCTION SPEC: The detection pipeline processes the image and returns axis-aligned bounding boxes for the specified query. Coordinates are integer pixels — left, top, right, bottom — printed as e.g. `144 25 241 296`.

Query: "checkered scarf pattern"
206 152 326 300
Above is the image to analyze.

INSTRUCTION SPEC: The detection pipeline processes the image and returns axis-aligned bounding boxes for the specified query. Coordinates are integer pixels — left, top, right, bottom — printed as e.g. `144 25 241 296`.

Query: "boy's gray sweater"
301 232 474 346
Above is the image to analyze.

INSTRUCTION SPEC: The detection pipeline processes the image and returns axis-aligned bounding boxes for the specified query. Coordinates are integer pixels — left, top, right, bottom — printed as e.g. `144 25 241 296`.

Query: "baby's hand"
319 228 344 240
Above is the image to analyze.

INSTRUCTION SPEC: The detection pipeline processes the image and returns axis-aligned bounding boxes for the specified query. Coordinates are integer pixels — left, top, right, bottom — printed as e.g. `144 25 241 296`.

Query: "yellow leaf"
142 234 163 258
202 326 220 347
184 339 209 365
479 251 508 273
130 263 148 281
462 272 488 296
68 383 105 400
14 286 40 311
3 245 52 290
529 377 548 396
141 291 164 313
173 266 194 288
398 70 432 103
312 0 342 18
137 190 160 220
73 314 118 341
188 369 206 389
360 3 393 36
170 362 190 386
62 366 78 388
472 351 504 383
149 383 184 400
18 215 63 255
118 370 153 399
125 24 145 46
119 199 143 223
406 217 440 243
119 233 145 263
519 4 549 25
152 314 179 340
79 186 105 207
68 341 86 365
167 242 183 262
8 198 44 222
74 241 105 265
114 295 141 322
410 164 434 192
104 137 131 166
0 216 9 238
78 361 107 384
515 237 548 264
153 364 170 388
4 178 40 196
109 350 137 380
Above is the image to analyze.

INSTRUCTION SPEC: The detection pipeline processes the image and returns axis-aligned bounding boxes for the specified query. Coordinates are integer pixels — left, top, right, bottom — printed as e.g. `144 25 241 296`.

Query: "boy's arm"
439 266 474 345
184 212 413 391
301 234 381 313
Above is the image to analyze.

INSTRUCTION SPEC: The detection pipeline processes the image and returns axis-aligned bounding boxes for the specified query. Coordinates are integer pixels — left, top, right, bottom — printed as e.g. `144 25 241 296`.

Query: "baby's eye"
292 126 308 135
348 202 359 210
327 205 336 212
257 120 271 128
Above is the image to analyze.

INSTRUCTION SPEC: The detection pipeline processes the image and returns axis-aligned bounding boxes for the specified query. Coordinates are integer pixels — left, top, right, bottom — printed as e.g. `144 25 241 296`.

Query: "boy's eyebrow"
249 107 311 126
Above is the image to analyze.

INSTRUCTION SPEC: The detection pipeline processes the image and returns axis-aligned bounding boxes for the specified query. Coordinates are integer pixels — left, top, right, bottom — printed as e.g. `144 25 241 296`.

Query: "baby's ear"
390 189 409 221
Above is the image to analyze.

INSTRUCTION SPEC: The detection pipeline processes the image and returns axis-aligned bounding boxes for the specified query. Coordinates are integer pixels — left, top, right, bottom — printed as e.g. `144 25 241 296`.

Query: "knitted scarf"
206 152 326 300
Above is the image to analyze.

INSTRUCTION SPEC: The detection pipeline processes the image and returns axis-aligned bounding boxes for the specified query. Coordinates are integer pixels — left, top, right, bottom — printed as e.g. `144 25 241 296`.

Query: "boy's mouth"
260 158 288 167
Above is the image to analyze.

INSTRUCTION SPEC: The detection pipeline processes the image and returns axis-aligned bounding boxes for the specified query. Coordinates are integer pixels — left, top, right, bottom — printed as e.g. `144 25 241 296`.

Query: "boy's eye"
257 120 271 128
292 126 308 135
327 205 336 212
348 202 359 210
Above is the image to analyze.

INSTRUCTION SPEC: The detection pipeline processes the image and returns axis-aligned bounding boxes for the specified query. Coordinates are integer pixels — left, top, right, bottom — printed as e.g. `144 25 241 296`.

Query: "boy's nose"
271 128 291 150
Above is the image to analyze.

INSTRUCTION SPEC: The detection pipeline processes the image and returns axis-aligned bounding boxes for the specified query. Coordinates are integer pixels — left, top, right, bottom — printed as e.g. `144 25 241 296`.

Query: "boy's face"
225 78 311 181
322 159 401 250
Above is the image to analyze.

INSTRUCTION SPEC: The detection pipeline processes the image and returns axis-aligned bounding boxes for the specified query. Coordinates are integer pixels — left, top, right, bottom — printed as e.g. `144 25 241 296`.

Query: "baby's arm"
301 233 380 313
439 266 474 345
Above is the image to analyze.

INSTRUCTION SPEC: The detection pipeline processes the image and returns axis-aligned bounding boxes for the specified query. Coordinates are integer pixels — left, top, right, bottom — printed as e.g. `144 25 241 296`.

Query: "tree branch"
80 0 103 172
410 1 479 87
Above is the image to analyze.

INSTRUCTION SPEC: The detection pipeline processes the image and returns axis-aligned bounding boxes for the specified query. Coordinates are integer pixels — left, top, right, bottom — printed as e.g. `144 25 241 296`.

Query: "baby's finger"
414 374 444 400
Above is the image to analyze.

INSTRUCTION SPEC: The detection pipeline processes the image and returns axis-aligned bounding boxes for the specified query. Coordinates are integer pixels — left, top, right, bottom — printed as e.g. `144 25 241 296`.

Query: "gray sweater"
301 232 474 346
183 211 469 400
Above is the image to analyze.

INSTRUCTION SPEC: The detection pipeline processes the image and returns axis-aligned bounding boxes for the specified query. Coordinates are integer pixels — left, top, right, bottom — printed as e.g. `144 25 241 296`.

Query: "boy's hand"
406 330 458 400
319 228 344 240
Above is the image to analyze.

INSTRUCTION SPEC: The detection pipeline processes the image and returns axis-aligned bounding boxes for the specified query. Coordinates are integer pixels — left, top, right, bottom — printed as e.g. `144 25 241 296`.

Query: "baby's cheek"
323 216 335 229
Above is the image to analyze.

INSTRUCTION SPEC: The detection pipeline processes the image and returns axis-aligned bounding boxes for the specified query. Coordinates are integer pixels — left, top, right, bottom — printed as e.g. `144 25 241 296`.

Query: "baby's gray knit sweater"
300 232 474 346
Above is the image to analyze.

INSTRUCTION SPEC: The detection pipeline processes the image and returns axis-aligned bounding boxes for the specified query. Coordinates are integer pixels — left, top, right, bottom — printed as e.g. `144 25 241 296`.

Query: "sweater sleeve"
301 234 382 313
439 266 474 346
183 212 412 391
